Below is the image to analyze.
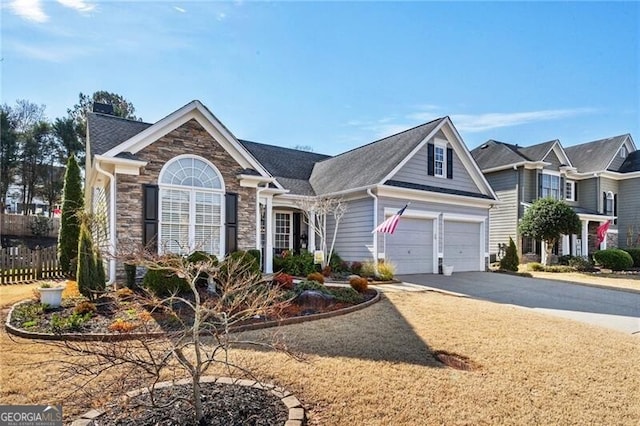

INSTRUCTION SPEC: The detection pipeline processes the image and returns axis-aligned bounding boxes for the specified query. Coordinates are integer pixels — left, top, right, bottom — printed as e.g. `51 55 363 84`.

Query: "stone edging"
5 289 380 341
70 376 305 426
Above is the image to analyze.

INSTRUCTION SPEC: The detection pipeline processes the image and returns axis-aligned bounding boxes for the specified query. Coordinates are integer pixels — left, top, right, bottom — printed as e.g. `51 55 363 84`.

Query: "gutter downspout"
256 183 269 272
95 161 116 285
367 188 378 263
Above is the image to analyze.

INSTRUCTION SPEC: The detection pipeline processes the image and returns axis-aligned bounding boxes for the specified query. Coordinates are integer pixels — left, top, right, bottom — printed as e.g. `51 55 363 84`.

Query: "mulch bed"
97 382 288 426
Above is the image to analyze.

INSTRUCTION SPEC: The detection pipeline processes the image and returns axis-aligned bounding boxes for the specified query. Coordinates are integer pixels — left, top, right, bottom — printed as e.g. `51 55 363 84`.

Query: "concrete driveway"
396 272 640 335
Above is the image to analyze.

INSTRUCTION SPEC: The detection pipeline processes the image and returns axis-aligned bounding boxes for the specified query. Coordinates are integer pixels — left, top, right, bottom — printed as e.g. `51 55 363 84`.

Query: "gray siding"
576 178 598 212
600 177 619 228
376 197 489 257
485 170 519 254
520 168 538 216
618 178 640 248
391 137 480 193
608 148 627 171
326 197 374 262
543 150 562 170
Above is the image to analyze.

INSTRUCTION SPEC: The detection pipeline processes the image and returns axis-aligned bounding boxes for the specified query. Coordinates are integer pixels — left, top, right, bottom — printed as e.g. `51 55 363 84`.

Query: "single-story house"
86 100 497 282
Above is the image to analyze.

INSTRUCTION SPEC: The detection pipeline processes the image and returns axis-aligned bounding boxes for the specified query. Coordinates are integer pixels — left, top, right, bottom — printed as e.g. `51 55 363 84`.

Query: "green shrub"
350 261 363 275
593 249 634 271
557 255 574 266
142 268 190 296
246 249 262 268
623 248 640 267
294 280 330 295
568 256 594 272
360 261 377 278
499 237 519 272
76 217 104 301
124 263 137 288
274 251 317 276
329 252 346 273
306 272 325 284
220 251 260 282
186 251 218 287
330 287 363 304
30 216 53 237
58 155 84 276
544 265 574 273
527 262 545 272
349 276 368 293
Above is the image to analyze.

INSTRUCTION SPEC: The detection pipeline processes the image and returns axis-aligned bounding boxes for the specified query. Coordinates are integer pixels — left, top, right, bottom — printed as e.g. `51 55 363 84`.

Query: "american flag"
372 204 408 234
596 220 611 246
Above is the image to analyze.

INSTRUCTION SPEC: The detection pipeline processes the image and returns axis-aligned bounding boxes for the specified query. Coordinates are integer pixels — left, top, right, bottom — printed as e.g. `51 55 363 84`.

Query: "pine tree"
499 237 520 272
77 218 97 300
58 155 84 275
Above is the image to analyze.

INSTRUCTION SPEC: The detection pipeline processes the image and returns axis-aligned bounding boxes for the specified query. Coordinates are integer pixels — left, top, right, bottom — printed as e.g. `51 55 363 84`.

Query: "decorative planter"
39 286 64 307
443 265 454 276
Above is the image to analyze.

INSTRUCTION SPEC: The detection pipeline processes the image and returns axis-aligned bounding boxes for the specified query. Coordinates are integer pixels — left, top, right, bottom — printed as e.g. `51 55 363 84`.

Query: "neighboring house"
86 100 497 283
471 134 640 263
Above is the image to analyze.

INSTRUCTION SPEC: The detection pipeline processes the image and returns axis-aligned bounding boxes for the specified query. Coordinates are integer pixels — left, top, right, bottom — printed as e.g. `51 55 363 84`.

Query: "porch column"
264 196 273 273
581 220 589 258
562 235 570 256
307 210 316 252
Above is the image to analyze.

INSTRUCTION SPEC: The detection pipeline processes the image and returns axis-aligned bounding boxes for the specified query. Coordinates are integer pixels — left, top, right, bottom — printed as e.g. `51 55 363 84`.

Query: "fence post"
35 245 42 280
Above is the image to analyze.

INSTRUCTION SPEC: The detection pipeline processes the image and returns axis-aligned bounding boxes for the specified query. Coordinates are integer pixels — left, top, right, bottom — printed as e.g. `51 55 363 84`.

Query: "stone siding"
114 119 257 279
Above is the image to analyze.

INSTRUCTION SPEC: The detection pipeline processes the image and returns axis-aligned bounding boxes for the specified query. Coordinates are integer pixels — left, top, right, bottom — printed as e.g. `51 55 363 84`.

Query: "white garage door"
386 218 434 274
443 221 482 272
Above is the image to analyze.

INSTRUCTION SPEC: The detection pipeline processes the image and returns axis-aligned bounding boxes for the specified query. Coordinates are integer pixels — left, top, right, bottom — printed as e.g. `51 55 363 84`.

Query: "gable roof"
87 113 152 156
470 139 568 172
518 140 558 162
564 134 631 173
309 118 445 194
619 150 640 173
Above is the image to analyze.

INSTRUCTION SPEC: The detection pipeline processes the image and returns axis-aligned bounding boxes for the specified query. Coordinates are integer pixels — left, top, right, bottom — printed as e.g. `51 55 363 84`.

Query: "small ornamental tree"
76 215 105 301
499 237 519 272
519 198 581 266
58 155 84 275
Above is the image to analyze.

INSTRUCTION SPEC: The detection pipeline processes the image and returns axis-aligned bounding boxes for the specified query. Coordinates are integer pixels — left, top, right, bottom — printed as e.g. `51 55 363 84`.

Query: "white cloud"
449 109 596 132
8 0 48 23
173 6 186 13
216 12 226 21
56 0 95 13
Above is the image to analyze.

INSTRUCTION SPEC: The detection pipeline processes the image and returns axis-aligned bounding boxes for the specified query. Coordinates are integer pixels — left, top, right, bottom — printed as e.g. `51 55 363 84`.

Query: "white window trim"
434 141 447 178
158 155 226 257
541 171 561 200
565 180 575 201
605 191 615 216
273 210 293 251
620 145 627 158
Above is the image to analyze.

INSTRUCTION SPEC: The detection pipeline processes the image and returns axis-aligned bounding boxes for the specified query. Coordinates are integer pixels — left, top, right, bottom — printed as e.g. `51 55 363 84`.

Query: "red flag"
372 204 408 234
596 220 611 246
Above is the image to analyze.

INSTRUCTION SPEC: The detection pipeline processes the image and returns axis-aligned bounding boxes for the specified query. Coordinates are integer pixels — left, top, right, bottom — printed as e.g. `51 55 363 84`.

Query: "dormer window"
620 145 627 158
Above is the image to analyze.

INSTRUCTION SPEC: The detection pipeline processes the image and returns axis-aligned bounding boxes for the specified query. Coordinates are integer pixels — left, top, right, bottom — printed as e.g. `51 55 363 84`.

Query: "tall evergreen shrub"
58 155 84 275
499 237 520 272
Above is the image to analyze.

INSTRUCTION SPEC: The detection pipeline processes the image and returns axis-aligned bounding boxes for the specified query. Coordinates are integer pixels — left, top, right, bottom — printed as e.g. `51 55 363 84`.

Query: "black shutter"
427 143 435 176
560 176 565 199
446 147 453 179
613 194 618 224
225 193 238 255
143 185 159 252
574 181 578 202
293 213 301 254
602 192 606 214
537 171 542 199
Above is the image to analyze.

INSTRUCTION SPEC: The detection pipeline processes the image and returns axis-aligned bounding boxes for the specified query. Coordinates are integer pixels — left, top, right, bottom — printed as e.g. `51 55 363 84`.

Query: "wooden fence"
1 214 60 238
0 245 64 284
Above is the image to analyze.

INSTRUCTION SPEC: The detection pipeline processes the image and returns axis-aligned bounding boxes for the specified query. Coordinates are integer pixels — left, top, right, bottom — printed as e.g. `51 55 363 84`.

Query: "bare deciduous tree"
296 197 347 268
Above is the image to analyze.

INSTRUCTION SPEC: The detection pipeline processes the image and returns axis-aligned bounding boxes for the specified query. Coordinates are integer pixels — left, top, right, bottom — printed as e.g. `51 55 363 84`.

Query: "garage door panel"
386 218 433 274
444 221 481 272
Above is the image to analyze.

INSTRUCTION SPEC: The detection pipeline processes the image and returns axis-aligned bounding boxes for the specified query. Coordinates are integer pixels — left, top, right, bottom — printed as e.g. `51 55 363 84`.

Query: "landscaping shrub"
274 251 317 276
219 251 260 282
76 217 104 301
527 262 545 272
360 261 377 278
273 273 294 290
108 318 138 333
30 216 53 237
557 255 574 266
376 261 396 281
116 287 135 299
593 249 633 271
329 252 346 273
623 248 640 267
74 301 97 315
306 272 325 284
294 280 330 295
58 155 84 276
568 256 594 272
544 265 574 273
186 251 218 287
349 261 363 275
330 287 363 304
124 263 137 288
499 237 519 272
349 276 368 293
142 268 190 296
321 265 332 277
246 249 262 268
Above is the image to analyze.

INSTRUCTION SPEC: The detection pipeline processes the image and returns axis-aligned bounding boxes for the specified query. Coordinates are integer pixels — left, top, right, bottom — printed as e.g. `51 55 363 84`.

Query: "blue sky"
2 1 638 155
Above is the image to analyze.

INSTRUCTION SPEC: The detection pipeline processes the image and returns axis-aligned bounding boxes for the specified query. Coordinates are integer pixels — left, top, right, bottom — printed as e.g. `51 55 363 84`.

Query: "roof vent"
93 102 114 115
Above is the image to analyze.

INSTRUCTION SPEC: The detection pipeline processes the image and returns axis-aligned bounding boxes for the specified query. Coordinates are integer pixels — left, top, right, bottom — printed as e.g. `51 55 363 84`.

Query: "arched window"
158 156 224 255
605 191 614 216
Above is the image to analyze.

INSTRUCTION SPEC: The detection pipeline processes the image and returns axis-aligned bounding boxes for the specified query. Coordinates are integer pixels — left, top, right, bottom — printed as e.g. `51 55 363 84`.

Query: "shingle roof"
385 180 493 199
564 135 629 173
619 150 640 173
239 140 331 181
87 113 152 156
470 139 559 171
309 118 445 195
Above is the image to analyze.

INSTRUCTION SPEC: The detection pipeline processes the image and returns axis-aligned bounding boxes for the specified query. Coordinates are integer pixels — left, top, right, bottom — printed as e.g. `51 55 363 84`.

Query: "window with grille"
159 156 224 256
541 173 560 199
274 212 291 252
434 145 445 177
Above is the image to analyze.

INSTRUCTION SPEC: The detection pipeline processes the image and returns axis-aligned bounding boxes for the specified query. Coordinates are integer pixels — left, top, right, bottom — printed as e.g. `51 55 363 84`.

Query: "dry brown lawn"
1 284 639 425
526 270 640 292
